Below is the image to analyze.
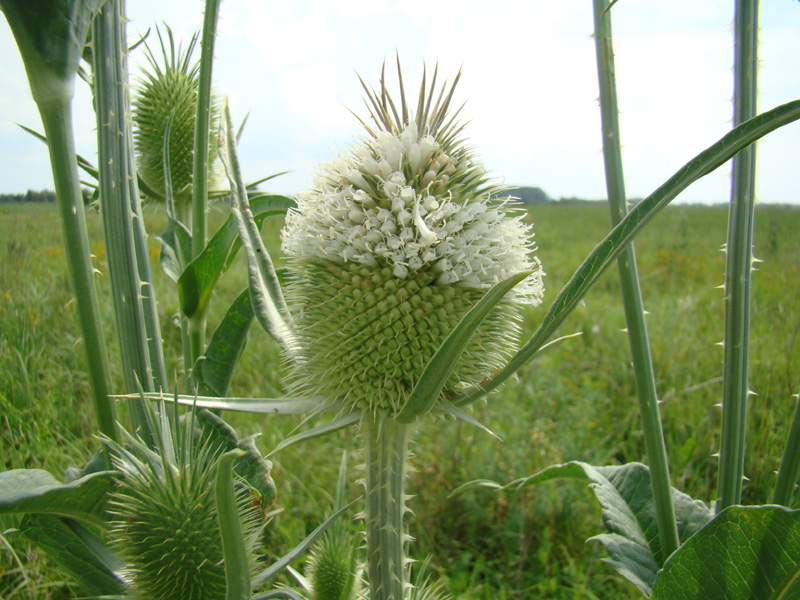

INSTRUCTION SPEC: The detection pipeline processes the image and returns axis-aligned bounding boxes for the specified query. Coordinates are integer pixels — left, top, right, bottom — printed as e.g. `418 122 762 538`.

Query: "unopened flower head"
282 63 545 415
132 26 225 207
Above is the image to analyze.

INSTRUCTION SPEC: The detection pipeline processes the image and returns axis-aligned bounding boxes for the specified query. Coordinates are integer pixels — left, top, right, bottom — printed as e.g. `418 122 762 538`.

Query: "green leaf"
457 98 800 405
195 288 255 397
156 215 192 283
193 409 276 512
396 271 531 423
179 195 294 318
514 461 713 595
19 514 126 596
218 97 297 354
0 469 115 525
651 505 800 600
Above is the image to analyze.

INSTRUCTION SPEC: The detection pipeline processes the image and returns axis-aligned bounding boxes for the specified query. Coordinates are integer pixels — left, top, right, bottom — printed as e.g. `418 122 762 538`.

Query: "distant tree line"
0 189 93 204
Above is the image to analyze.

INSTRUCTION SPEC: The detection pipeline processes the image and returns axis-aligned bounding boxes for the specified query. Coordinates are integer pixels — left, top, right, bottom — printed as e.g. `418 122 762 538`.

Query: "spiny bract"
281 62 545 415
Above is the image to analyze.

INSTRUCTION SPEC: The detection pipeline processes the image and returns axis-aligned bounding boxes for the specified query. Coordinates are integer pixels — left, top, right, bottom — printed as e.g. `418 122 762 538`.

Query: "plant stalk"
186 0 223 378
592 0 679 558
718 0 759 512
363 414 410 600
37 97 118 444
92 0 167 442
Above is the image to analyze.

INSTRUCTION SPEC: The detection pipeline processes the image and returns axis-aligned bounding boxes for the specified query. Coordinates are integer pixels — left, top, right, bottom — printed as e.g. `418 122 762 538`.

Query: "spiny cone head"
281 63 545 415
107 438 260 599
305 529 360 600
132 27 223 206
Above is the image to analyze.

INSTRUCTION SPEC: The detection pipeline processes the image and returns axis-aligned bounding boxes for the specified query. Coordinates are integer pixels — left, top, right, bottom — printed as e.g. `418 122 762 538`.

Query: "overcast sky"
1 0 798 204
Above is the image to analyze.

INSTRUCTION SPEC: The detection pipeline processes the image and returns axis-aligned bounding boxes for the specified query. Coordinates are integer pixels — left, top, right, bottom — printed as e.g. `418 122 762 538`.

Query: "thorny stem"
718 0 759 512
592 0 679 559
363 414 410 600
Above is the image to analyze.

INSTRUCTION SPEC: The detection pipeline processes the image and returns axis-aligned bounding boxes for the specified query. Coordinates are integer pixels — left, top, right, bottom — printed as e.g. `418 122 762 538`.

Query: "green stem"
187 0 223 375
216 449 250 600
191 0 221 258
592 0 679 558
92 0 166 443
37 98 117 444
773 392 800 506
718 0 759 512
363 415 410 600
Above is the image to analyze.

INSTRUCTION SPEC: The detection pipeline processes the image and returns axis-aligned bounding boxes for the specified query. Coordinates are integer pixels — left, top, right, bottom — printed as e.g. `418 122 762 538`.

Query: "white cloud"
1 0 798 203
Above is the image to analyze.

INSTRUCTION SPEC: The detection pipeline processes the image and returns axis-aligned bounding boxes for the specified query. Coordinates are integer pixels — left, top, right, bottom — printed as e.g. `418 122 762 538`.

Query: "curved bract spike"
218 97 299 356
396 271 532 423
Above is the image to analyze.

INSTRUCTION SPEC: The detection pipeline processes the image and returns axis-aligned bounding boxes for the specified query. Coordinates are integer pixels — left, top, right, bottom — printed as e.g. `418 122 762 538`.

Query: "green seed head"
305 527 361 600
281 63 545 416
132 26 223 207
105 419 260 599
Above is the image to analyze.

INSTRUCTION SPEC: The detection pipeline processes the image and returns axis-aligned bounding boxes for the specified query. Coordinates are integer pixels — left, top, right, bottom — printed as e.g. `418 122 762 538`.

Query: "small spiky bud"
305 526 361 600
105 417 260 600
281 62 545 415
132 26 224 207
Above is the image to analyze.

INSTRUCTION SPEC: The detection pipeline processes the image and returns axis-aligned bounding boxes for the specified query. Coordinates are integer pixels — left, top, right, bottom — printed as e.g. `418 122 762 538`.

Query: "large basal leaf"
0 469 115 525
195 288 254 398
192 408 276 512
20 514 126 596
651 505 800 600
514 461 713 595
179 194 294 318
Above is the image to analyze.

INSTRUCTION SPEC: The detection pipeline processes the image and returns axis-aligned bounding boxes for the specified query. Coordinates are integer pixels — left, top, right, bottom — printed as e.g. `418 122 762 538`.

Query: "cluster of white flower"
282 122 544 305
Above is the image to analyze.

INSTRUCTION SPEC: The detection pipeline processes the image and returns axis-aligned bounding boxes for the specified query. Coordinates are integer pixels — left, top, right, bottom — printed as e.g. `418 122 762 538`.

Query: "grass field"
1 200 799 599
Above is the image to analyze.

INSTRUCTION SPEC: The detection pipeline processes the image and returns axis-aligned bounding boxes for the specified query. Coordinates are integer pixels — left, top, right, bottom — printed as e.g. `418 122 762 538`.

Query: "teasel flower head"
281 60 545 417
132 26 225 209
104 409 261 600
303 525 362 600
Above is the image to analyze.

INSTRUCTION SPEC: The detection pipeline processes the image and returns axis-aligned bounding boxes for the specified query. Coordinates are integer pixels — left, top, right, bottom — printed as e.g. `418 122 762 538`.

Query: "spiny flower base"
287 259 520 414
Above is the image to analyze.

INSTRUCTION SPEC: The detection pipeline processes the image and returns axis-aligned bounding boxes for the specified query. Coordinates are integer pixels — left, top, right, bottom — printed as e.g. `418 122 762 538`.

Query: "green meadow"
2 200 799 599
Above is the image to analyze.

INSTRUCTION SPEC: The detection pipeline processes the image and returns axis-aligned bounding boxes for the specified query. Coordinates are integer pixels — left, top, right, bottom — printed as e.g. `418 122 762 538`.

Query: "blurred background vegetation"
1 199 798 599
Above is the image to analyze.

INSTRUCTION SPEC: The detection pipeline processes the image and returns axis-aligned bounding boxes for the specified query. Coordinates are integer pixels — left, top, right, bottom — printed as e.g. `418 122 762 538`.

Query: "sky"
1 1 799 204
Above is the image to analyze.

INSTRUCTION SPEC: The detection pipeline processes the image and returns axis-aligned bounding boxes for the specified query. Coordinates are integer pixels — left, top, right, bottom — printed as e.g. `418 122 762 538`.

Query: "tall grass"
2 201 798 598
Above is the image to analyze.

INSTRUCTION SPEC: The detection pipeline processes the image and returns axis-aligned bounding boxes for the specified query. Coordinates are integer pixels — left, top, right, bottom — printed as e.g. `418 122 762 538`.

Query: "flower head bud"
132 26 224 207
281 62 545 415
105 413 261 600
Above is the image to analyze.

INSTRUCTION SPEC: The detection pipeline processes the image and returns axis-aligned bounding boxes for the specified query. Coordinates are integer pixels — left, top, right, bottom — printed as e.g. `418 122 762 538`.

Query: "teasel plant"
154 59 547 600
150 48 800 597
